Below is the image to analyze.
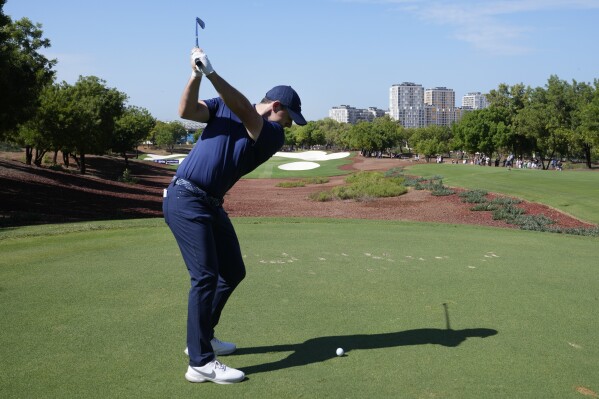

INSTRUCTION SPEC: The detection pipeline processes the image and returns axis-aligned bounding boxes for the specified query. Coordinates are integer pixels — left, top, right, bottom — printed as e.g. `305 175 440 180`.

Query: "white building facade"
424 87 458 126
462 92 489 109
389 82 425 128
328 105 385 124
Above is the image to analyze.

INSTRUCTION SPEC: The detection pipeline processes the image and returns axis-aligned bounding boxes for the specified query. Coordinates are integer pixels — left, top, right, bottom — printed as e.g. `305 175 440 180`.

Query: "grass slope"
243 154 353 179
406 163 599 224
1 218 597 398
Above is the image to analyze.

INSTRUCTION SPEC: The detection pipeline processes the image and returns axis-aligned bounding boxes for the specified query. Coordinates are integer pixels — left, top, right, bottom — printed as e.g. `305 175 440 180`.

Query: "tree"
410 125 452 162
573 80 599 168
294 121 324 148
66 76 127 174
452 109 498 157
0 2 55 138
485 83 530 155
15 82 72 165
371 116 403 155
112 106 156 168
153 121 186 153
513 87 556 169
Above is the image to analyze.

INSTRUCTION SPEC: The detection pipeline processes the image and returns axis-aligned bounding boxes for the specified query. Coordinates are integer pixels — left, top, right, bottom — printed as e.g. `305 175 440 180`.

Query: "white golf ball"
336 347 344 356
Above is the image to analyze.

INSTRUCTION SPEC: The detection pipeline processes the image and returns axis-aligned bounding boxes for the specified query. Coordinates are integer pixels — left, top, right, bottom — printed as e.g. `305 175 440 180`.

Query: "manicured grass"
1 218 598 398
406 163 599 224
243 153 354 179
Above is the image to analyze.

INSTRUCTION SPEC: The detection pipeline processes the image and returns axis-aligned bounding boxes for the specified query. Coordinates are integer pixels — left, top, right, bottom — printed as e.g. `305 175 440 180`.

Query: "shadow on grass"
239 328 498 376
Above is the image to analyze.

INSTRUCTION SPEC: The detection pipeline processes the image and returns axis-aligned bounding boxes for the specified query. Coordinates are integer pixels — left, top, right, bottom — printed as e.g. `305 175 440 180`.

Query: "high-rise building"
424 87 457 126
389 82 425 128
328 105 385 124
424 87 455 109
462 92 489 109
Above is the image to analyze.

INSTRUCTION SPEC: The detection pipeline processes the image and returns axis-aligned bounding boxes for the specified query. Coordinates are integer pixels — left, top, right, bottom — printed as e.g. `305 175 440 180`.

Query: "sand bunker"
274 151 351 161
275 151 350 171
278 161 321 171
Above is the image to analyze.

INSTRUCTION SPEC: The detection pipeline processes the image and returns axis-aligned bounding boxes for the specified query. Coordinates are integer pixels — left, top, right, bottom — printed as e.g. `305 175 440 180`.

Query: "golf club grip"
195 58 203 68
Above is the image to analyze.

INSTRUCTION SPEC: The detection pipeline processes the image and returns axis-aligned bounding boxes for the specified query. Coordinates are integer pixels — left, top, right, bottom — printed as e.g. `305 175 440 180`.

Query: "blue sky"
5 0 599 122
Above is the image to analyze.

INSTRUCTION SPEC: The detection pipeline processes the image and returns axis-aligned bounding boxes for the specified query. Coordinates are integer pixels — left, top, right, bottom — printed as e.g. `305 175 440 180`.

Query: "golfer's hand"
190 47 214 76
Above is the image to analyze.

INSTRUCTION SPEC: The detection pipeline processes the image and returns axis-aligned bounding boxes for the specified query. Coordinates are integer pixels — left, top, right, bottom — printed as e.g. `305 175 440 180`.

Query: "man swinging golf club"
162 39 306 383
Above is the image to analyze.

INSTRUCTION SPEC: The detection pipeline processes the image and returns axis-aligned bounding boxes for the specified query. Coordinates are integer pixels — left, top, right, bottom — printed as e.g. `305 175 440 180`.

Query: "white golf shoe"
185 359 245 384
184 337 237 356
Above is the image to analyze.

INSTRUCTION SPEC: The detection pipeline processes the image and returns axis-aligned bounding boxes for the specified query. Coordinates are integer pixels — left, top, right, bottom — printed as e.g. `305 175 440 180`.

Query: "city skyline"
330 83 488 126
5 0 599 122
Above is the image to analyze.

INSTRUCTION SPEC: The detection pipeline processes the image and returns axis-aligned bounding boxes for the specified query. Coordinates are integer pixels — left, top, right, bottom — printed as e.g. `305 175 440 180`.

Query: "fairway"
1 218 597 398
406 163 599 225
243 153 354 179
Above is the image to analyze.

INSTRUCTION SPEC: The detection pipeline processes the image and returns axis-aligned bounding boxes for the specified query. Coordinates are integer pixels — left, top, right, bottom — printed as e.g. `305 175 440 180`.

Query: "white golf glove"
190 48 214 76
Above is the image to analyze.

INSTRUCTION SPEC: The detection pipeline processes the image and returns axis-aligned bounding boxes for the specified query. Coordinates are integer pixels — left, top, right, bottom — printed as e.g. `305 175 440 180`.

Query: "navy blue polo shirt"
176 97 285 198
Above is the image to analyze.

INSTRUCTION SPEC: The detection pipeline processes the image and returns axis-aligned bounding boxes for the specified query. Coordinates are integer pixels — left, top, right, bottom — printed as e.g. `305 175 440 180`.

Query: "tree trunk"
25 146 33 165
34 148 46 167
122 152 129 168
79 153 86 175
63 152 70 168
584 145 592 169
53 150 58 165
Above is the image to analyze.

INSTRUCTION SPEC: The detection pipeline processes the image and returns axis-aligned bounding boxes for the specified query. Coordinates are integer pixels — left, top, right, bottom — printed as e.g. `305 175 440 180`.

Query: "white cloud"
341 0 599 55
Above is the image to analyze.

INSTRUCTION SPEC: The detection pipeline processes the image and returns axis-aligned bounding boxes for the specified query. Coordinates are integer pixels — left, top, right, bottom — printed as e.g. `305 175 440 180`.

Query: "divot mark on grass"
568 342 583 349
576 386 598 397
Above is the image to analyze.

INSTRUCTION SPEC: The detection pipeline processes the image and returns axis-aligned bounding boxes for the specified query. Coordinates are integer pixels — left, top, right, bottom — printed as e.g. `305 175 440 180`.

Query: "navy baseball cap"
265 85 307 125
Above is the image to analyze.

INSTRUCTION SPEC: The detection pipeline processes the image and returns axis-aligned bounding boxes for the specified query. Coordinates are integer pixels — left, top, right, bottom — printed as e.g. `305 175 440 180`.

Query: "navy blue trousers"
163 182 246 367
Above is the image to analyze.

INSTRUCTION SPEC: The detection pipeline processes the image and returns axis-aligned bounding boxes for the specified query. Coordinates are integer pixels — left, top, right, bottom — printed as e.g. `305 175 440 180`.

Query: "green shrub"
551 226 599 236
515 215 555 230
459 190 488 203
490 197 522 206
309 191 333 202
403 176 428 187
309 171 407 202
277 181 306 188
303 177 329 184
470 203 499 211
118 168 138 184
492 204 525 222
384 167 404 178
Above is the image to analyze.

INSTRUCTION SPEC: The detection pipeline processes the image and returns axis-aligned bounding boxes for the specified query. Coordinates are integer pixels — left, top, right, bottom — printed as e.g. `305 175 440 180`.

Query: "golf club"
194 17 205 69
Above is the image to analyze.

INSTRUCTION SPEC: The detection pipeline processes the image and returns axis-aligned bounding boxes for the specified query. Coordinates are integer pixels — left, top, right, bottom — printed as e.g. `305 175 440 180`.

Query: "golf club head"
195 17 205 64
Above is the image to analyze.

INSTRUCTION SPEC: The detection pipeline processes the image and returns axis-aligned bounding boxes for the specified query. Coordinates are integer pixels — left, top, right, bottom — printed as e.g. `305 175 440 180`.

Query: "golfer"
163 47 306 384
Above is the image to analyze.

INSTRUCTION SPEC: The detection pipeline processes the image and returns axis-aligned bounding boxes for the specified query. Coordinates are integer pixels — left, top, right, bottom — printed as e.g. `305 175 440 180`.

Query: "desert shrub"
309 191 333 202
470 203 499 211
309 171 407 202
492 204 525 222
303 177 329 184
277 181 305 188
384 167 404 178
515 215 555 230
490 197 522 206
459 190 488 203
551 226 599 236
403 176 428 187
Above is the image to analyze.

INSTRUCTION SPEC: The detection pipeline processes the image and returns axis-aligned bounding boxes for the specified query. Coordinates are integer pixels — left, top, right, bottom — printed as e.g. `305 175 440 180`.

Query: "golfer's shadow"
237 328 498 375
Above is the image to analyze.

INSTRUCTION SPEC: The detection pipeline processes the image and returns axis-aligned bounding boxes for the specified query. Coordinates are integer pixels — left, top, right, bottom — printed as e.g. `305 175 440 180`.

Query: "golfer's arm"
178 76 210 122
206 72 263 141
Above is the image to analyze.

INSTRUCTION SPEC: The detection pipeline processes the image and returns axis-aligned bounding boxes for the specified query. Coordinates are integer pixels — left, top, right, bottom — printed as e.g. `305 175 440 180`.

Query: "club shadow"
236 328 498 376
